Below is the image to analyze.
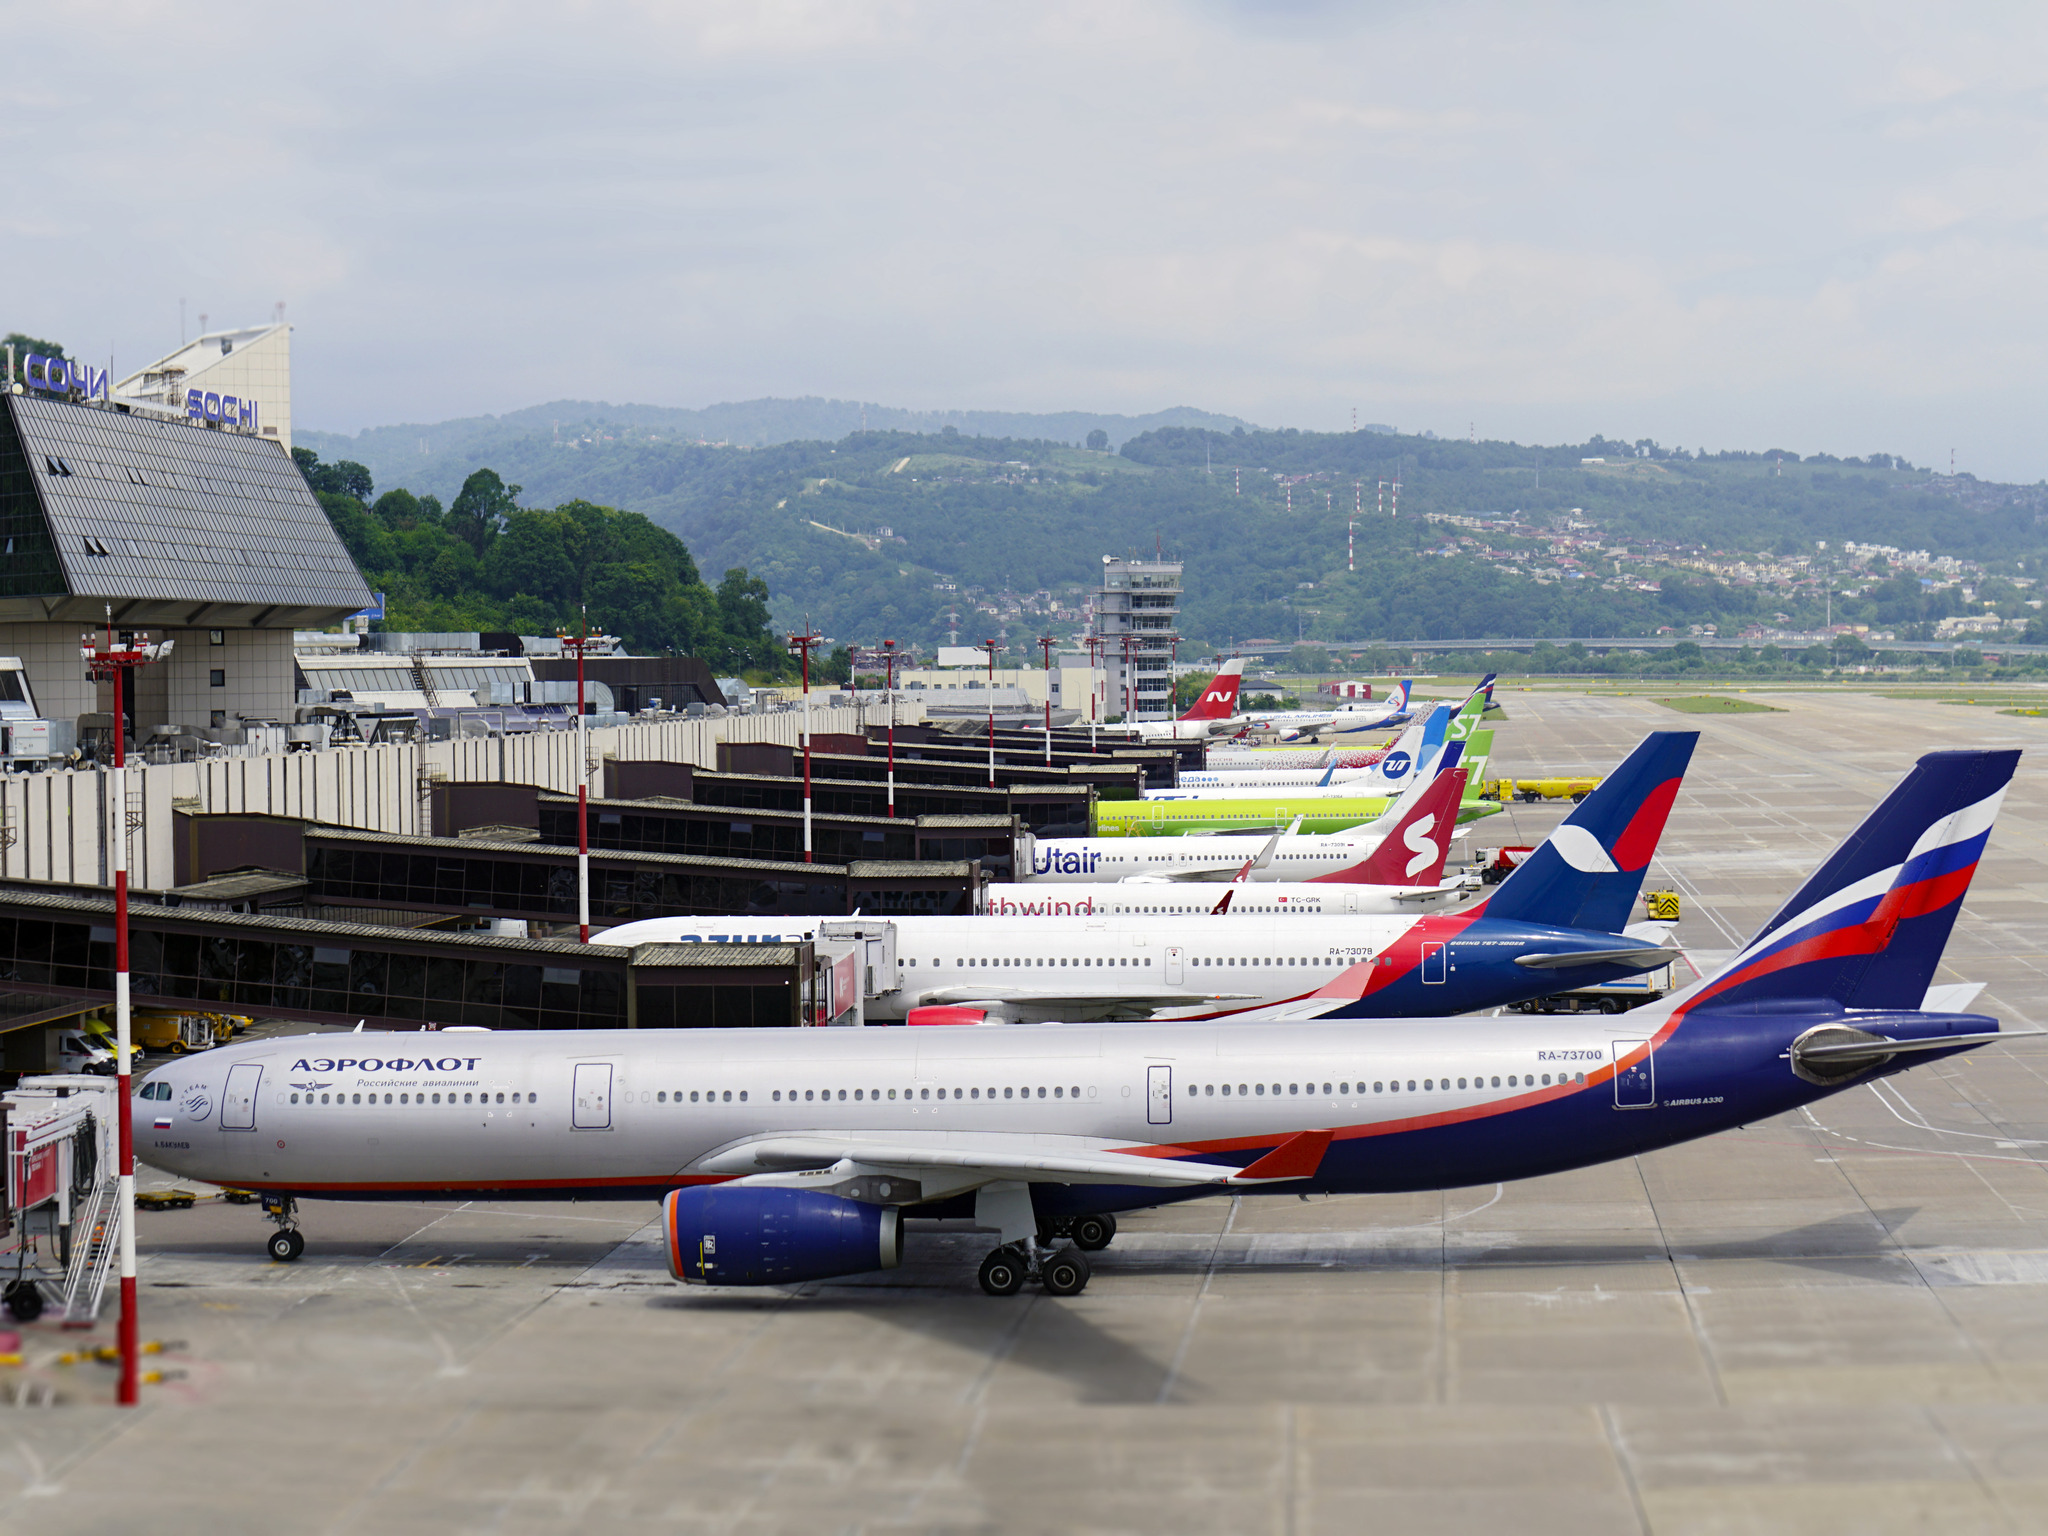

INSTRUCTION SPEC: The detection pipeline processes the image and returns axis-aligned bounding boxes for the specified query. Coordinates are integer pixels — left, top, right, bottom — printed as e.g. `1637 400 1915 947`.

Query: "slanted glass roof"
0 394 371 625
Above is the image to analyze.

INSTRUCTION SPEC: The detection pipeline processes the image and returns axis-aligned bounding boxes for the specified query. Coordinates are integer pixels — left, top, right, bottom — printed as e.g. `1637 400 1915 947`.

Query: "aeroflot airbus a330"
136 749 2023 1301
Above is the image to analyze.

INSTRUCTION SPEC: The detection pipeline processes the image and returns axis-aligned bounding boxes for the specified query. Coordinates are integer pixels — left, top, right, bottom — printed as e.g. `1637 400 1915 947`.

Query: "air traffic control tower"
1091 554 1181 722
0 366 370 741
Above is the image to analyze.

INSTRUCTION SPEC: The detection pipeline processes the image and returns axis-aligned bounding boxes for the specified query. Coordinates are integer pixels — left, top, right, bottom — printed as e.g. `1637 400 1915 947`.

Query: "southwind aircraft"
136 750 2022 1300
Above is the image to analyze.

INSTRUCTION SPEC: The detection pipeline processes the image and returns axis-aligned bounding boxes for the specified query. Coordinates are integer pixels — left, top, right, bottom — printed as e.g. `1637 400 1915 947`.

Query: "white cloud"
3 1 2048 477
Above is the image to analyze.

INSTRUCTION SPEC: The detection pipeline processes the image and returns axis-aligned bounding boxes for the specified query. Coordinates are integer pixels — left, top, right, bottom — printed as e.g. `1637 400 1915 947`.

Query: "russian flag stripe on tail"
1685 749 2018 1015
1482 730 1698 932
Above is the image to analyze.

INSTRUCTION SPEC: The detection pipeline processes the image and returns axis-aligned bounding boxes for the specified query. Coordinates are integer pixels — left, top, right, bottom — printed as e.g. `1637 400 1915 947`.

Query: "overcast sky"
7 2 2047 478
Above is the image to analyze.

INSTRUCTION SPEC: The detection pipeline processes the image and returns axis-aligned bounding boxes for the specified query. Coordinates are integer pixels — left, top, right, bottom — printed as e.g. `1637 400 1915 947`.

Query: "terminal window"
209 669 225 687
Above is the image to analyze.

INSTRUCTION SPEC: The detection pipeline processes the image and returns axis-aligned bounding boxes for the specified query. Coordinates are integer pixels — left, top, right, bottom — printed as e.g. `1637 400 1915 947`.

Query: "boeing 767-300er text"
135 749 2023 1299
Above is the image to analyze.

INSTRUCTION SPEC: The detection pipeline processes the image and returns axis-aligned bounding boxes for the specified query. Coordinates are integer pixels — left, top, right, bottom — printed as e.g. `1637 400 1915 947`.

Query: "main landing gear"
978 1241 1091 1297
975 1213 1117 1296
262 1195 305 1262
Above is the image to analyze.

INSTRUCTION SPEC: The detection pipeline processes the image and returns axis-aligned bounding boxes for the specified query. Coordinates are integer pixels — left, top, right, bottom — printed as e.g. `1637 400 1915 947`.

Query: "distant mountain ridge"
299 396 1261 502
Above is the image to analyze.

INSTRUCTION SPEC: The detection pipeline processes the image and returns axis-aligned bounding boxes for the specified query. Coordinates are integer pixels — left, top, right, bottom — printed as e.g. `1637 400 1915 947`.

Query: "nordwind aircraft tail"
1181 657 1246 721
1664 748 2019 1016
1482 731 1698 933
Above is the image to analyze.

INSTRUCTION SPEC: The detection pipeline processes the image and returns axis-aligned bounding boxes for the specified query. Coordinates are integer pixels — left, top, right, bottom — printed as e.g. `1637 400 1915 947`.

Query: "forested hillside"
301 413 2048 657
294 449 789 675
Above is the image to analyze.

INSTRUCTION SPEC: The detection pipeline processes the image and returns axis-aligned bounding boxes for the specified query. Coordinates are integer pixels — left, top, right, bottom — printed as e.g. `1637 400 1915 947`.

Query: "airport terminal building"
0 375 370 744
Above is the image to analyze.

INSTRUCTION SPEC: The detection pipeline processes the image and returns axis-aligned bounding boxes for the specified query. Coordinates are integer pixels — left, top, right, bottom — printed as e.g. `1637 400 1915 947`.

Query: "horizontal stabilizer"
1795 1030 2044 1060
1234 1128 1333 1182
1514 945 1677 970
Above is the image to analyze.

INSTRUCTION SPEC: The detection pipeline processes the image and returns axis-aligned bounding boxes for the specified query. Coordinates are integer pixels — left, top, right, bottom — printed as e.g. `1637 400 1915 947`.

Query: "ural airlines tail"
1127 658 1247 741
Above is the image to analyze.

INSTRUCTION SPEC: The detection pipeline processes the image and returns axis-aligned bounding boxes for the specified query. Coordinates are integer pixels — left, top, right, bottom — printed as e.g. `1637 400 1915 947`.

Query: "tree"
3 332 65 367
290 447 374 502
446 468 522 556
1086 429 1109 451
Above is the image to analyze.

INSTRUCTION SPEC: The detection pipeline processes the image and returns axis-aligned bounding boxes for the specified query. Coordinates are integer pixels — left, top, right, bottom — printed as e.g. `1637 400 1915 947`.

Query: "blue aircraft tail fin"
1484 731 1698 932
1416 703 1450 760
1685 749 2018 1015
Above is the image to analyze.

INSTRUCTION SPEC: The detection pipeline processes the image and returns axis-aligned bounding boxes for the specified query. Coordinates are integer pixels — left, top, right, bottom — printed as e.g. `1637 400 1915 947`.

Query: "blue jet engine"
664 1187 903 1285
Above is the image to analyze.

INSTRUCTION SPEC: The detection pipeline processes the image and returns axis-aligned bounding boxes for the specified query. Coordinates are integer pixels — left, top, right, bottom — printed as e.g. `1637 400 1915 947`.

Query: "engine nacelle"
664 1186 902 1286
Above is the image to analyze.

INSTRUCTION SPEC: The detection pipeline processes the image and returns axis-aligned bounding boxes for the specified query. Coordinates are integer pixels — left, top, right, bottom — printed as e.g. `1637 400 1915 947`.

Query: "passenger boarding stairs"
409 655 441 708
59 1176 119 1326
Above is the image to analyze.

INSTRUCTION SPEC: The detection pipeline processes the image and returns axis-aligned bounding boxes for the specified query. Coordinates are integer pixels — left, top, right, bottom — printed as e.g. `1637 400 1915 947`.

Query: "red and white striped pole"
82 617 168 1407
787 629 820 860
882 639 897 818
1038 635 1055 765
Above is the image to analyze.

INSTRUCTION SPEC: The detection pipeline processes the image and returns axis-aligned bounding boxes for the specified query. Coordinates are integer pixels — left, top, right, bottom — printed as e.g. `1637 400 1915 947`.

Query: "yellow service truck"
1481 775 1602 804
133 1010 247 1055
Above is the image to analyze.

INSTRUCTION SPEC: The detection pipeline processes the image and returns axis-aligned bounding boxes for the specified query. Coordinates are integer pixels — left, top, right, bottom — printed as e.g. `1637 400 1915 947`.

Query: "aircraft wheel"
1041 1248 1091 1297
268 1229 305 1263
978 1245 1027 1297
1070 1214 1116 1251
4 1280 43 1322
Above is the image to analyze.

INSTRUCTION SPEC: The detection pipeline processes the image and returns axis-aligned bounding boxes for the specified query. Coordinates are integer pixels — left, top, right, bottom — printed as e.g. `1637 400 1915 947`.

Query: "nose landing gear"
261 1195 304 1262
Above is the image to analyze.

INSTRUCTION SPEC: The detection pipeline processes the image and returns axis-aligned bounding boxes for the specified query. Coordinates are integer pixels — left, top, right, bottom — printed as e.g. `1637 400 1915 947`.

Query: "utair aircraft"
1019 732 1484 885
1122 657 1249 741
136 749 2023 1300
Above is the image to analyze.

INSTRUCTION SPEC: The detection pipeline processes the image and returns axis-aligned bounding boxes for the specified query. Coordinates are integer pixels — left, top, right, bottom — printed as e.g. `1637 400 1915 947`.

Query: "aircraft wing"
693 1128 1330 1190
1119 868 1244 883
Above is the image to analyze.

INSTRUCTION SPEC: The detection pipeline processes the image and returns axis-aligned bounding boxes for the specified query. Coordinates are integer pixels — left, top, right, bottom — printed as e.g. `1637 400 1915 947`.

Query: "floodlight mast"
81 612 168 1408
881 640 897 818
556 614 601 943
1038 635 1055 765
982 639 999 787
787 628 821 860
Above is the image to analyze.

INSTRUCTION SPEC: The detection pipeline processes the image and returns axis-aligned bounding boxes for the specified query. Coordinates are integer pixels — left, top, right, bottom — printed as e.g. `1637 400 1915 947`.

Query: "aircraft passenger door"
1164 946 1184 985
1146 1064 1173 1125
220 1064 262 1131
1420 941 1447 984
573 1063 614 1130
1613 1041 1654 1109
1339 890 1358 915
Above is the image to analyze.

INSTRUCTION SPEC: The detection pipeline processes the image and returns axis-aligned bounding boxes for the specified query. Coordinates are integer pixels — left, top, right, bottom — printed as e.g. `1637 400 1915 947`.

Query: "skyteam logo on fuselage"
1380 750 1412 780
1033 847 1101 875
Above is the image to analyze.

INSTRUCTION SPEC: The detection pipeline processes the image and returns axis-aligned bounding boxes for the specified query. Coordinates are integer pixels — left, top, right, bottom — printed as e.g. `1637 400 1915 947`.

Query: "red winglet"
1236 1127 1334 1181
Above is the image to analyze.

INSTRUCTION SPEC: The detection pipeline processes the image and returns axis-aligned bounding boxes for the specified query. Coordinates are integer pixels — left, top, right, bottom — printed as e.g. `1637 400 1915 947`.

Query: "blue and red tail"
1483 730 1697 932
1684 749 2018 1015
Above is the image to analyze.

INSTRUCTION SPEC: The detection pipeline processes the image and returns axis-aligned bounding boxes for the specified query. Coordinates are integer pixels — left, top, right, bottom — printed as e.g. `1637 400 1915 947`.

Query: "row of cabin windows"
1187 1073 1584 1097
291 1091 537 1105
657 1086 1087 1104
902 955 1354 968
